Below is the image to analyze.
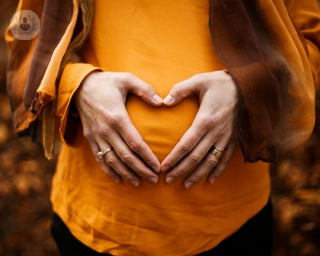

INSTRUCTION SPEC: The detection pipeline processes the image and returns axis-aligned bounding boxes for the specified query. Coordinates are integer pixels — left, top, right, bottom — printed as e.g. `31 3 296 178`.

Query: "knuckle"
174 169 186 178
199 117 215 131
105 157 116 167
83 128 92 139
190 173 202 182
193 128 203 138
141 83 153 96
193 73 206 85
207 157 219 167
216 129 224 139
189 153 202 164
92 123 109 137
129 140 143 152
144 156 155 166
119 153 133 164
122 72 134 83
170 84 181 96
105 113 123 128
179 142 193 154
136 171 149 179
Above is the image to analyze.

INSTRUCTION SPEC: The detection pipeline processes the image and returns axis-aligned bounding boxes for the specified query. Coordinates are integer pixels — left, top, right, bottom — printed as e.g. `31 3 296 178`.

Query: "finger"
183 140 227 189
163 75 199 106
161 119 205 172
125 73 163 106
89 141 122 184
113 112 161 173
102 132 159 184
208 138 238 184
164 132 212 184
101 149 142 187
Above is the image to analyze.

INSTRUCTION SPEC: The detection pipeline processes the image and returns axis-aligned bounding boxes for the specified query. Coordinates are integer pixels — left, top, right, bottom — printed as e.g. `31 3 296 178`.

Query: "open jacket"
5 0 320 162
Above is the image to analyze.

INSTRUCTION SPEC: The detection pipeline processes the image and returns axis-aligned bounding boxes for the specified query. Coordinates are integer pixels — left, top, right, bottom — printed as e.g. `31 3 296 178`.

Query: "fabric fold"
209 0 318 163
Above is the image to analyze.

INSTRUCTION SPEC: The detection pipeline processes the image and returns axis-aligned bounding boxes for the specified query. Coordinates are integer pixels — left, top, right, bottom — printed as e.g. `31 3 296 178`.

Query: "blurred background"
0 1 320 256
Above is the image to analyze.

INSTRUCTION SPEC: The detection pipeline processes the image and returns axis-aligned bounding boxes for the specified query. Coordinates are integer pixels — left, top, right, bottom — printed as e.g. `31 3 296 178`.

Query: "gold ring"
98 147 112 159
210 146 223 159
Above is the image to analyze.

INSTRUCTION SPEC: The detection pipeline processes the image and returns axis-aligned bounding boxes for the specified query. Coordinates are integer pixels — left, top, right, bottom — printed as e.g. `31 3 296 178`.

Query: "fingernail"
161 166 169 172
152 94 163 104
149 177 158 184
152 165 160 173
210 178 216 184
163 94 173 105
185 182 193 189
166 176 174 184
131 180 139 187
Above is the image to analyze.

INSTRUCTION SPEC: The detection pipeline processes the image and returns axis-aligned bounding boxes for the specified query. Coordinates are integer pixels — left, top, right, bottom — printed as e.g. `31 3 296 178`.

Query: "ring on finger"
210 146 223 160
98 147 112 159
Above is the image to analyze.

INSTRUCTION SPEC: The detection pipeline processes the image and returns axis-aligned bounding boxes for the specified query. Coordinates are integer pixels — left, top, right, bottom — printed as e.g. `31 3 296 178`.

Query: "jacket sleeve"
55 62 102 144
285 0 320 88
5 0 95 159
5 0 44 135
5 0 79 135
209 0 320 163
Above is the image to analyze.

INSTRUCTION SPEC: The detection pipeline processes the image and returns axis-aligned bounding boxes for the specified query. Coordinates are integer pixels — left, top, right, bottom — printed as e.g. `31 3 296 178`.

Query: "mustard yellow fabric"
51 0 319 255
285 0 320 87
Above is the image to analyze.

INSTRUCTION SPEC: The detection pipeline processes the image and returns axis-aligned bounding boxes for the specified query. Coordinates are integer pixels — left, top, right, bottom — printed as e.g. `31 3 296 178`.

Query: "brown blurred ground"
0 1 320 256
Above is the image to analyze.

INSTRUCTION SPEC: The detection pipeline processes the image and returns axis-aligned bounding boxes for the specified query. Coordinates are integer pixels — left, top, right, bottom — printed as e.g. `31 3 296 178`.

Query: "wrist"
73 70 102 113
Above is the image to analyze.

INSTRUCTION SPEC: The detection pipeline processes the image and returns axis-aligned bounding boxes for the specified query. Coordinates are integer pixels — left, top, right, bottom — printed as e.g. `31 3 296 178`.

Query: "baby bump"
126 94 199 161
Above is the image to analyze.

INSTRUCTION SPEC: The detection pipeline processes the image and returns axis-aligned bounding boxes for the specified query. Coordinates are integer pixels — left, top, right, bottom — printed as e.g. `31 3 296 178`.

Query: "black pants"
51 201 273 256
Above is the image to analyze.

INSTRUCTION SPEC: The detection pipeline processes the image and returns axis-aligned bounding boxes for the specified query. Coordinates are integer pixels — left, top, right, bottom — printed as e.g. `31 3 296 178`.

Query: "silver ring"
210 146 223 159
98 147 112 159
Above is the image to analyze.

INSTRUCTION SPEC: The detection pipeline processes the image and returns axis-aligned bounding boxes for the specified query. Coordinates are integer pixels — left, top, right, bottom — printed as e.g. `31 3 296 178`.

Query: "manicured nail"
131 180 139 187
149 177 158 184
185 182 193 189
152 94 163 104
210 178 216 184
163 94 173 105
166 176 174 184
161 166 169 172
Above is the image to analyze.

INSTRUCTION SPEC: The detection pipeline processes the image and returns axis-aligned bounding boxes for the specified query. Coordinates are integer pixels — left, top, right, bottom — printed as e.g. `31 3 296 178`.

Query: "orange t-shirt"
52 0 270 255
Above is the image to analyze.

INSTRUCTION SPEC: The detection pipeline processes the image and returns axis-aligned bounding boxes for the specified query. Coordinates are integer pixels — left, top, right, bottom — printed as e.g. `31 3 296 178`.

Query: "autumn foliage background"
0 1 320 256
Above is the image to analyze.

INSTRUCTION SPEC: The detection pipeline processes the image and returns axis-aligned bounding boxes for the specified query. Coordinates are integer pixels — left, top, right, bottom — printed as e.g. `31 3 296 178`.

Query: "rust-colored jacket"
5 0 320 161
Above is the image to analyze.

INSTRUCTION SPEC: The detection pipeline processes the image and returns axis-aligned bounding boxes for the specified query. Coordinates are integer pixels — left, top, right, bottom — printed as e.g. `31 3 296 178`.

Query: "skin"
74 72 162 187
161 71 239 188
74 70 238 188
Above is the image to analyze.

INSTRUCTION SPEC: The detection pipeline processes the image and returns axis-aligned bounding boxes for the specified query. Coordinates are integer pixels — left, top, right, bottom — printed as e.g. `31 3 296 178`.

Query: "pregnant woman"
6 0 320 255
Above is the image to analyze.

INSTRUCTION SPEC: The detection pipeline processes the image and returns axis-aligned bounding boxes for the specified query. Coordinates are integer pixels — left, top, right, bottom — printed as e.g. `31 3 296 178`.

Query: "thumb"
163 77 198 106
126 74 163 106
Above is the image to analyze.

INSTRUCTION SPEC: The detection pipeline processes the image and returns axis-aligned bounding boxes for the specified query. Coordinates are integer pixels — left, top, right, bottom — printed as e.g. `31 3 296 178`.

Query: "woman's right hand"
73 71 163 187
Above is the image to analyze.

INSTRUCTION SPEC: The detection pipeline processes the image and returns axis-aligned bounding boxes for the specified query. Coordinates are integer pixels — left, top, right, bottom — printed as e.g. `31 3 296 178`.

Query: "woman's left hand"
161 70 239 189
